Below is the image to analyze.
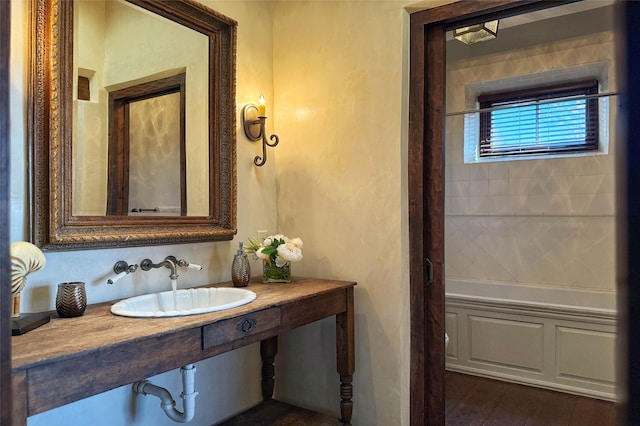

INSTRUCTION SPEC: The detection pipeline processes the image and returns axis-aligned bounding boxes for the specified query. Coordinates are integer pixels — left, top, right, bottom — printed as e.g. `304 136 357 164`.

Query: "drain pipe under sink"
133 364 199 423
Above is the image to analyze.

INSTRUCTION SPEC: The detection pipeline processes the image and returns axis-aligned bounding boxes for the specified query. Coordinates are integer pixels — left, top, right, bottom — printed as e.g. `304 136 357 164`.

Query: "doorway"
407 0 632 423
443 0 617 412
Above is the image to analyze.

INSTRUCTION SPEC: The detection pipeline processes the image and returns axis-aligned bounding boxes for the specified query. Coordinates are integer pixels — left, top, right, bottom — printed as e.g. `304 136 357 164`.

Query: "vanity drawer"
202 308 281 350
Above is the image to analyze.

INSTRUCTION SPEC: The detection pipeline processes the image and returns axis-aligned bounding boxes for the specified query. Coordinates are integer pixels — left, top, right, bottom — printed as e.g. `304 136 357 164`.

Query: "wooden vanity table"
11 277 355 425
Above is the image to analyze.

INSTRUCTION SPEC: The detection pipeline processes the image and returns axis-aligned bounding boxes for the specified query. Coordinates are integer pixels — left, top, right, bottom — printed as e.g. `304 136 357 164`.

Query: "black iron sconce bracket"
242 104 280 166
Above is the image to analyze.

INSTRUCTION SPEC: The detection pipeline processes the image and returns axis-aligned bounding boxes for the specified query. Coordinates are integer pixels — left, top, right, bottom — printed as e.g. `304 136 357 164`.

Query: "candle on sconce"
258 94 266 117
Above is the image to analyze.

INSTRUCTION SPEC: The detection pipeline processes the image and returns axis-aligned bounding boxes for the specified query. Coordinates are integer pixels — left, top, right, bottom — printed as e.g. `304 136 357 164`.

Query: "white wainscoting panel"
556 326 616 384
446 294 616 401
469 316 544 372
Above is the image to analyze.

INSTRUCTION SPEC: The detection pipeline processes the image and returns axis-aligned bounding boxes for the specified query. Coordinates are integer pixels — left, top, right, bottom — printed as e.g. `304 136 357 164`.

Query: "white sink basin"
110 287 256 318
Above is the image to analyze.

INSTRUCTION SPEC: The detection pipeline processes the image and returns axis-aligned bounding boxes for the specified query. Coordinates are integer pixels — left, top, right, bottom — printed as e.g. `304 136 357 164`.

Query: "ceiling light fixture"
453 20 499 45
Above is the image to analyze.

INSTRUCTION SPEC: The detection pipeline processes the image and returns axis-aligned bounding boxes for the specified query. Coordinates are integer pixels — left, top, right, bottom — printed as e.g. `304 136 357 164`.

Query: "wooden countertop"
11 276 356 423
12 277 355 371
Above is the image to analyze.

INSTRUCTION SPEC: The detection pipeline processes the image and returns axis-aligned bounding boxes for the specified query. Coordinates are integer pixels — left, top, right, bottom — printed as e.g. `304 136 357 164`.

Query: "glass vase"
262 262 291 283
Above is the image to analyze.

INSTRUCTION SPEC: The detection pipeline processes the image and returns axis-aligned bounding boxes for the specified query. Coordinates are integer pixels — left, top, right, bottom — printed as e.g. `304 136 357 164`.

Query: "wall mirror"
30 0 237 250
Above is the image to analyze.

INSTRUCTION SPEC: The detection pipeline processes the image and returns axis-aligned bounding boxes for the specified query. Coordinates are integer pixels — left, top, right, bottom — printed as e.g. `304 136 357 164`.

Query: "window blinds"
478 80 599 157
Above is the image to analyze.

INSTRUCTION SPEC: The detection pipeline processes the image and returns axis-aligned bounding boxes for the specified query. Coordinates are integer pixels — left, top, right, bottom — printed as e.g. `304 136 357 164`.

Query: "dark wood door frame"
407 1 620 423
0 1 11 425
617 3 640 424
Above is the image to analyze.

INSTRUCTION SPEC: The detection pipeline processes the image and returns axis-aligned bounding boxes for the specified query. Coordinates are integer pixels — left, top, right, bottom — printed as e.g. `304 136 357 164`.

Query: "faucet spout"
140 257 178 280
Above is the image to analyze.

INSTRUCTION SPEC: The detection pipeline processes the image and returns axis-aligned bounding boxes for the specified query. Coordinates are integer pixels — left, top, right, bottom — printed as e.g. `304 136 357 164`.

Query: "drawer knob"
237 318 257 333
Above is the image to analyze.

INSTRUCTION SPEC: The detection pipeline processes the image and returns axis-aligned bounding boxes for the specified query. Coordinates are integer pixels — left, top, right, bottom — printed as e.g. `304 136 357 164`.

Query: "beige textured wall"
271 2 410 424
9 0 455 424
10 1 278 425
73 0 108 215
445 30 617 292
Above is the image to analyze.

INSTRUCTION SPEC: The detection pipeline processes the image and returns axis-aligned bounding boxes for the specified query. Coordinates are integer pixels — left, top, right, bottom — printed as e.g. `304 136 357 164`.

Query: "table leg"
260 336 278 400
336 287 355 425
12 370 27 426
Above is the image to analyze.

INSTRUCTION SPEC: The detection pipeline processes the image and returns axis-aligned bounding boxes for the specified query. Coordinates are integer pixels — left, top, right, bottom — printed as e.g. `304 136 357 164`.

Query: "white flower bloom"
255 247 270 260
289 237 303 249
277 243 303 263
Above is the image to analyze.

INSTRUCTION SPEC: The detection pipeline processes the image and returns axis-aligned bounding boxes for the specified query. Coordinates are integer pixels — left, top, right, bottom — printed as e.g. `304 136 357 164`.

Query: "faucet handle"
107 271 127 285
184 262 203 271
175 258 203 271
107 261 138 285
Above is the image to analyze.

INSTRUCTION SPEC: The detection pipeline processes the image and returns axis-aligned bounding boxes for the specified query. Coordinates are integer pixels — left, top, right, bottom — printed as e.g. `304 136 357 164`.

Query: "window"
478 80 599 158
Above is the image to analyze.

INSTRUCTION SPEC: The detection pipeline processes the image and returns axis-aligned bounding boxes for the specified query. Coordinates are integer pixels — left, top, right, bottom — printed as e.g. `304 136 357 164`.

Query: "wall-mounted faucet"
140 256 179 280
140 256 203 280
106 261 138 285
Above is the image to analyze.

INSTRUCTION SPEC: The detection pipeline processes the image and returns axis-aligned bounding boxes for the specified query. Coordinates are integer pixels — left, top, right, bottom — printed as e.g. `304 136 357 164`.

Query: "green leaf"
262 246 277 256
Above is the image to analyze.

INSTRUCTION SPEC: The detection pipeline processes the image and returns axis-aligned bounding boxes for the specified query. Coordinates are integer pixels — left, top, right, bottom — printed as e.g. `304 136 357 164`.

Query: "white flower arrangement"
246 234 303 267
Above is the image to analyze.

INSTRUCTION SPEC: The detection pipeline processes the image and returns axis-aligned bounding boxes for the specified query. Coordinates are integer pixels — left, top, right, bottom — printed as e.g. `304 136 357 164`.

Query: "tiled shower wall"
445 31 616 292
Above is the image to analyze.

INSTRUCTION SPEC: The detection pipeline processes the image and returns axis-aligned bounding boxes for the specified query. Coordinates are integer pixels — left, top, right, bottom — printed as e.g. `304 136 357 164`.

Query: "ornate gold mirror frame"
29 0 237 250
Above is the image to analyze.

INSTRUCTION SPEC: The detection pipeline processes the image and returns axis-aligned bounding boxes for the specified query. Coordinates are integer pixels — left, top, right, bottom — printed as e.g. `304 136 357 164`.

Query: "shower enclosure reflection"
443 0 618 419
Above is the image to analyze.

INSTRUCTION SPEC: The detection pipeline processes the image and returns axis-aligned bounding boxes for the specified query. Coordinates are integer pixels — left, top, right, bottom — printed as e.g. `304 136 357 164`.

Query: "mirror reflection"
72 0 209 217
30 0 237 249
105 74 186 216
127 91 183 216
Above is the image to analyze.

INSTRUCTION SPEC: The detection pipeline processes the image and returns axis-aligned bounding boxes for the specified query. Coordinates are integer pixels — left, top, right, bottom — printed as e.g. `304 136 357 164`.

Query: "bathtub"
445 279 617 401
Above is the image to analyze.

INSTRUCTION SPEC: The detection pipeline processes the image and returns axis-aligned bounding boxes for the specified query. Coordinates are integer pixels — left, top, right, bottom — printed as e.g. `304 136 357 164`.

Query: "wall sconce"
242 94 280 166
453 20 499 45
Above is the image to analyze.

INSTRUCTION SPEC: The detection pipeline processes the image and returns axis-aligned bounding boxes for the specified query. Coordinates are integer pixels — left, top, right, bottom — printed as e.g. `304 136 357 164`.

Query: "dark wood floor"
446 371 616 426
216 399 342 426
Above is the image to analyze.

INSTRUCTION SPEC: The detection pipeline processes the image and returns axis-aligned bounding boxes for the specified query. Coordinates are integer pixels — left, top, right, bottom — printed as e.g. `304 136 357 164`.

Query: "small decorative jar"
55 282 87 318
263 262 291 283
